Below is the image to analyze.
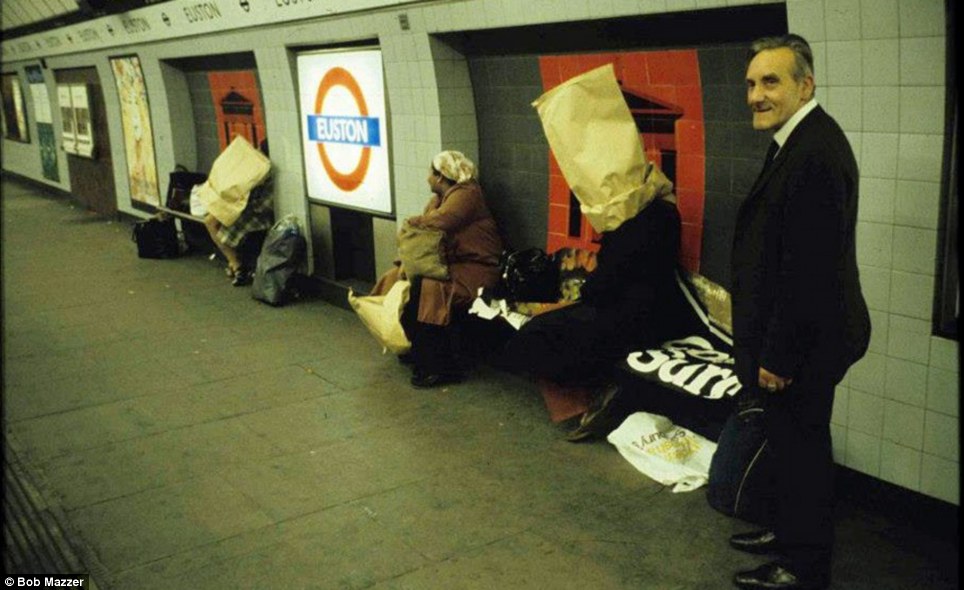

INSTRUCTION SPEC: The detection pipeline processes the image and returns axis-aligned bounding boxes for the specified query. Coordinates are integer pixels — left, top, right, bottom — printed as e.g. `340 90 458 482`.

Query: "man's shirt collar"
773 98 818 151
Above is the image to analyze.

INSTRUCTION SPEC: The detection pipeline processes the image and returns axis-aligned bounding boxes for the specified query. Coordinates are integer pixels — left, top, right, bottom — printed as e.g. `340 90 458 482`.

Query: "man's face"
745 47 814 131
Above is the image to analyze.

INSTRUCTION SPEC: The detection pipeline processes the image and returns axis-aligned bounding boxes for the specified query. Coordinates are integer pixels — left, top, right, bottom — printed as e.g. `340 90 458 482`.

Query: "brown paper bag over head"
532 64 675 233
196 135 272 227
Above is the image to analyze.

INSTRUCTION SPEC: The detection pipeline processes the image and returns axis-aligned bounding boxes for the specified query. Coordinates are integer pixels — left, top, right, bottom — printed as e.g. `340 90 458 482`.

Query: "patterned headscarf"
432 150 478 184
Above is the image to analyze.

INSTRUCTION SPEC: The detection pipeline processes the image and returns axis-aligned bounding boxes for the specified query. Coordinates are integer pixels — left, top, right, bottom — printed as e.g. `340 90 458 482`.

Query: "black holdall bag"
132 216 180 259
498 247 560 302
706 394 778 525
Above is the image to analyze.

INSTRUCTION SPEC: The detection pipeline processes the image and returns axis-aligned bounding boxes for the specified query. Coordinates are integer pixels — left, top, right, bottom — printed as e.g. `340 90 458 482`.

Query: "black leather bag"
707 399 777 525
132 217 179 259
499 248 560 302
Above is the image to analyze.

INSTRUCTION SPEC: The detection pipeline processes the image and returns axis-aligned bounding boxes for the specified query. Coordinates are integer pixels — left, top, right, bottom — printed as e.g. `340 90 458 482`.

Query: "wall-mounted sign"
26 65 59 181
298 49 392 216
1 72 30 143
57 84 95 159
57 84 76 154
110 55 160 208
71 84 94 158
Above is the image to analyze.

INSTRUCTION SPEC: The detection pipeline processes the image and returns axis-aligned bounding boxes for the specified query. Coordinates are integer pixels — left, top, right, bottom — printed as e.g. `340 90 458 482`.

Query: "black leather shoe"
565 384 623 442
729 530 783 555
733 562 827 589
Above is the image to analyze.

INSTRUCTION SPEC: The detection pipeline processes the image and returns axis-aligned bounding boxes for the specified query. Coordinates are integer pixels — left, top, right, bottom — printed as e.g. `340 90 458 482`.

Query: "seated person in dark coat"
502 194 696 440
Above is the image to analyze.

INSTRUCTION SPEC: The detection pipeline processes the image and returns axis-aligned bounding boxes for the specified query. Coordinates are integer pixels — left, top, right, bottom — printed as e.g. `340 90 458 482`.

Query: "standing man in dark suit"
727 34 871 590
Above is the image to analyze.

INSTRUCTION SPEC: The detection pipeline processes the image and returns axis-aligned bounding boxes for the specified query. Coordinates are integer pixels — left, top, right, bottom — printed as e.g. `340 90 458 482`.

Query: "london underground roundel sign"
298 49 391 215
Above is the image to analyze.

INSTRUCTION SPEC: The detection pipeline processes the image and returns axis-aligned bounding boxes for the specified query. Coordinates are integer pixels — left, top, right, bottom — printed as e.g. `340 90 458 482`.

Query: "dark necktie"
762 140 779 172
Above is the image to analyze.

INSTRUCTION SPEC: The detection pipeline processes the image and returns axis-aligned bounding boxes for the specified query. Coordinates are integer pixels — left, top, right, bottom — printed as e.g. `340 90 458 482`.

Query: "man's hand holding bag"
397 221 449 281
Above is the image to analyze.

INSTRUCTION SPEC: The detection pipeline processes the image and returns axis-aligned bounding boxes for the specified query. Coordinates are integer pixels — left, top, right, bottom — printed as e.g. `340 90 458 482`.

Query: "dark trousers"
400 276 459 375
763 373 836 580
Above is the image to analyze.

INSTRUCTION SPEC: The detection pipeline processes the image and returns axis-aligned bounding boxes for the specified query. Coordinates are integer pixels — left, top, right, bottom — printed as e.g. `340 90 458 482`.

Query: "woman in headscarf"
370 150 503 387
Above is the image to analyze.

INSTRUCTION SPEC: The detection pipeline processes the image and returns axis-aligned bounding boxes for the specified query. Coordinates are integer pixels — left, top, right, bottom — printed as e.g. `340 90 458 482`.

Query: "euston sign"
298 50 391 215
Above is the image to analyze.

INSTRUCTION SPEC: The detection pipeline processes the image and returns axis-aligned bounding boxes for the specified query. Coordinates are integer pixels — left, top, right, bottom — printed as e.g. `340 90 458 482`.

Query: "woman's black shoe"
232 268 253 287
398 352 415 366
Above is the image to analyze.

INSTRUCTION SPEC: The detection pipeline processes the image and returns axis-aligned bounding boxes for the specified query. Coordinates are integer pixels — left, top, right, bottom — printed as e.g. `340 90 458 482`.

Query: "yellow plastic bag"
347 280 412 354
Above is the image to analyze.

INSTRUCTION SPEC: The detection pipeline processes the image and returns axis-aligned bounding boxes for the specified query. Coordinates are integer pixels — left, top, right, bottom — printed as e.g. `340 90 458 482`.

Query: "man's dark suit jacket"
731 106 871 387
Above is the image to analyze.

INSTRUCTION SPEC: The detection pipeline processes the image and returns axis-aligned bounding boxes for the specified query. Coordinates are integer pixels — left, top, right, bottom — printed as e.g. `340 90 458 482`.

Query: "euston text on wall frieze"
121 16 152 34
185 2 223 22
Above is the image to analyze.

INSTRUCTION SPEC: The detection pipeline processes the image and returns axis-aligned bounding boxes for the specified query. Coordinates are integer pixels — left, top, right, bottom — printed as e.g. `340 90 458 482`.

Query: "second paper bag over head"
532 64 674 233
196 135 272 227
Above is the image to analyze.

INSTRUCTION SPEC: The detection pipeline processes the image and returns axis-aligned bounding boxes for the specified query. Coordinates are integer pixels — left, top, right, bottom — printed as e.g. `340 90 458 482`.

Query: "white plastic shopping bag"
607 412 717 493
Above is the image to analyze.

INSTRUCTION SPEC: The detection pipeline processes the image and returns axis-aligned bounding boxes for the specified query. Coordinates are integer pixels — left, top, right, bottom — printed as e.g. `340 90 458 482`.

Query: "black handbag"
132 217 179 259
499 247 560 302
706 397 778 525
165 165 207 213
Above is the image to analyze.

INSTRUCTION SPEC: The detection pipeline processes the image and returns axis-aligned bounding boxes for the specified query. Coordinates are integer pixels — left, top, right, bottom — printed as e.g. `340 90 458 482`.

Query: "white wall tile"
860 0 899 39
849 389 885 435
846 429 881 476
858 177 895 223
849 351 887 393
826 85 862 131
862 86 899 132
894 179 941 228
589 0 615 18
897 133 944 182
856 221 894 267
920 454 959 504
867 309 889 354
889 270 935 319
898 0 946 37
879 441 922 490
861 39 900 86
891 226 938 275
923 411 959 461
926 367 959 417
929 337 959 372
826 40 863 86
899 37 946 86
860 132 899 178
787 0 826 42
825 0 862 40
859 265 891 311
638 0 670 15
885 356 928 406
899 86 946 134
664 0 698 13
882 400 925 448
887 314 932 363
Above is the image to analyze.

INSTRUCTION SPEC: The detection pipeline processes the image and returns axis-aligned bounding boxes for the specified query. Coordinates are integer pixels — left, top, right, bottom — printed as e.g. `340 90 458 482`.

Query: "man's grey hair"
747 34 815 82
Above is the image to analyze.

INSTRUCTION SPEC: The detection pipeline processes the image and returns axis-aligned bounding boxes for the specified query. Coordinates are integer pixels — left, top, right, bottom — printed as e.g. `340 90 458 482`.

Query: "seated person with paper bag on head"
197 136 273 286
368 150 503 388
502 64 696 440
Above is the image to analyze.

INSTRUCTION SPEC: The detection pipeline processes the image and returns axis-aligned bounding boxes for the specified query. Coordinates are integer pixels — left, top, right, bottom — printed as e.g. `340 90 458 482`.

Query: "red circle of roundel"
314 67 371 192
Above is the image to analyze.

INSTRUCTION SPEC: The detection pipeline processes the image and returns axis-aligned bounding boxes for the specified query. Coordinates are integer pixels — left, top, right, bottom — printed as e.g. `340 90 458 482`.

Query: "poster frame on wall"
296 46 393 218
71 84 95 158
25 65 59 181
109 54 161 211
1 72 30 143
57 84 77 154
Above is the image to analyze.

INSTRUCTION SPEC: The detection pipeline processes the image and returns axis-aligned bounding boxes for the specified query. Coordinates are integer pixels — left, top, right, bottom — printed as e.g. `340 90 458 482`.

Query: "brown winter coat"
371 180 502 325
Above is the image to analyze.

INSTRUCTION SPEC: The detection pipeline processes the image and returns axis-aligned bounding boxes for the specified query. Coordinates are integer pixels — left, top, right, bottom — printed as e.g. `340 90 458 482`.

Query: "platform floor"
1 176 958 589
